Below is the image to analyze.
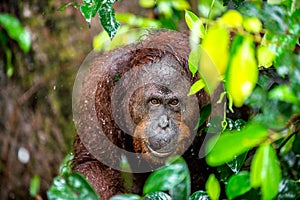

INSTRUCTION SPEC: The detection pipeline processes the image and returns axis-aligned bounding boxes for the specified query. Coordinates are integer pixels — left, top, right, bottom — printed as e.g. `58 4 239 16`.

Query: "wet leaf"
206 174 220 200
276 179 300 200
251 144 281 200
79 0 120 39
206 123 268 166
0 13 31 52
143 192 171 200
143 156 190 200
98 1 120 39
189 190 209 200
226 35 258 107
47 173 99 200
111 194 141 200
226 152 248 174
226 171 251 199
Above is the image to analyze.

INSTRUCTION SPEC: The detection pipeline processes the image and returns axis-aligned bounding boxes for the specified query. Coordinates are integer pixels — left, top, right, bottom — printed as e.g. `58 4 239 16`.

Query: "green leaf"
188 79 205 96
47 173 99 200
98 1 120 39
268 85 298 104
185 10 205 39
196 103 212 129
206 123 268 166
289 8 300 34
189 190 209 200
111 194 141 200
225 35 258 107
29 175 40 197
206 174 220 200
250 144 281 200
0 13 31 52
143 192 172 200
188 46 200 76
226 171 251 199
80 0 101 25
143 156 190 200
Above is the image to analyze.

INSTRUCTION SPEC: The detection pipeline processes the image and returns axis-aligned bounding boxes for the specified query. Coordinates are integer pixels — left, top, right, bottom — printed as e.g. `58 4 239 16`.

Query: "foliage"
186 0 300 199
111 156 191 200
60 0 120 39
0 13 31 77
47 153 99 200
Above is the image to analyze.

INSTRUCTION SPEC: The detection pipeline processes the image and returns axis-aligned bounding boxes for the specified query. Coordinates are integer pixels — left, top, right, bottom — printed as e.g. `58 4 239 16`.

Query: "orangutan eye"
169 99 179 106
149 98 160 105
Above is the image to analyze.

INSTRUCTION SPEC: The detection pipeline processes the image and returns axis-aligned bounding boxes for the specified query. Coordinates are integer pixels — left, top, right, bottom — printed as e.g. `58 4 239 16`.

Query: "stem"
205 0 216 31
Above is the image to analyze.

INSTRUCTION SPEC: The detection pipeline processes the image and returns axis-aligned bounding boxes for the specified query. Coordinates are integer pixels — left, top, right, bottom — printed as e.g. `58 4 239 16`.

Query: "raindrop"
18 147 30 164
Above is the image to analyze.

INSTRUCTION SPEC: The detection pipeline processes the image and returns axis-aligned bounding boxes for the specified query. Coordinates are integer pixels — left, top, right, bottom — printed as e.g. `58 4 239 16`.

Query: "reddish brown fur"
72 31 210 200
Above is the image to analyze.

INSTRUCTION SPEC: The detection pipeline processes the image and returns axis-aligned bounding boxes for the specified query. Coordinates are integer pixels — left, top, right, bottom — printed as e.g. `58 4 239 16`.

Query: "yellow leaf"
199 24 229 93
257 45 275 68
243 17 262 34
219 10 243 28
226 35 258 107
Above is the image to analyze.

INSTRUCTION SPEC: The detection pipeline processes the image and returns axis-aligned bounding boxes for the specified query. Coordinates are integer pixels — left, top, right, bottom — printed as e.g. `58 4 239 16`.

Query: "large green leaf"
251 144 281 200
98 0 120 39
225 35 258 107
206 123 268 166
143 157 190 200
143 192 172 200
47 173 99 200
79 0 120 39
226 171 251 199
189 190 209 200
0 13 31 52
